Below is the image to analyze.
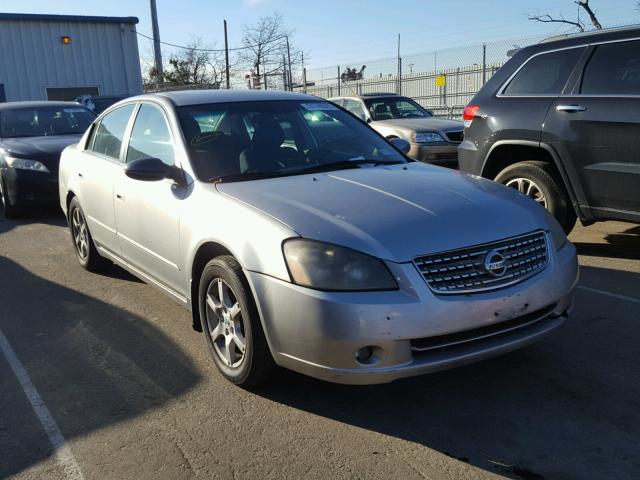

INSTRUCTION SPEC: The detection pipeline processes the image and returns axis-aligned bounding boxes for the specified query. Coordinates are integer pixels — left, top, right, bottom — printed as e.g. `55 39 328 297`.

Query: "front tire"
68 197 108 271
199 256 274 387
495 161 577 234
0 177 20 219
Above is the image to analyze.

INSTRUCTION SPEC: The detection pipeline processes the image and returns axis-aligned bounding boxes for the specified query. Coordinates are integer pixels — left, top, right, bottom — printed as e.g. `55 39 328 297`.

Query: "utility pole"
149 0 164 85
397 33 402 95
224 20 230 89
285 36 293 92
282 55 287 91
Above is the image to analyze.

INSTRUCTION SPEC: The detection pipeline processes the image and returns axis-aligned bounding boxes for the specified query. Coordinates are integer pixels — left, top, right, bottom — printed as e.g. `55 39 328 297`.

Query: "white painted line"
578 286 640 304
0 328 84 480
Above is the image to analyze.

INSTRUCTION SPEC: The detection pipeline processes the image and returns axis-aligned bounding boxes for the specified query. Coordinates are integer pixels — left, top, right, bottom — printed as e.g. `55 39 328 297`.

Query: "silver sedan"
59 90 578 386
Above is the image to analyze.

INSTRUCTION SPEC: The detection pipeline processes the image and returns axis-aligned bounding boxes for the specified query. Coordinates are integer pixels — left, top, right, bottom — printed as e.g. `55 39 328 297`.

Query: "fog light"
355 346 374 364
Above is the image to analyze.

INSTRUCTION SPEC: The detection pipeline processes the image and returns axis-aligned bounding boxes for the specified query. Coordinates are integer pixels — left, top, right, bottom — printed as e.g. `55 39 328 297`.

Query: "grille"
429 152 458 161
414 231 549 294
444 130 464 143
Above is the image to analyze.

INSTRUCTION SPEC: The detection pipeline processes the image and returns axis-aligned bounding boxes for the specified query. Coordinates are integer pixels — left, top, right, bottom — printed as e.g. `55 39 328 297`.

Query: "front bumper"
2 167 58 206
408 143 459 168
247 242 578 385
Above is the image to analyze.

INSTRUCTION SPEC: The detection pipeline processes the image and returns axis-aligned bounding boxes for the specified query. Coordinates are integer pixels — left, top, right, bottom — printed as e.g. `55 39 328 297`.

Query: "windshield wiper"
294 158 404 175
209 170 287 183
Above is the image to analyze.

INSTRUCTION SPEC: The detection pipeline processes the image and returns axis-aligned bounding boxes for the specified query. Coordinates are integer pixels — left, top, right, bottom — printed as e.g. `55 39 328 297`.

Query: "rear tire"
0 177 20 219
495 161 577 234
199 255 274 387
68 197 108 271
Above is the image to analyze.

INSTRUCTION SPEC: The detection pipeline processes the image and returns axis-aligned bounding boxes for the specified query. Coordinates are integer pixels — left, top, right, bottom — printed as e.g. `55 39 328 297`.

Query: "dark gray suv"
459 26 640 233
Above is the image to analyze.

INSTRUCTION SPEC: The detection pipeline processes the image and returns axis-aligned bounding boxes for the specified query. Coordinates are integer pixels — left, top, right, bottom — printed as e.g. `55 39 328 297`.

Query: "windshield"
0 106 94 138
364 97 432 121
177 100 407 182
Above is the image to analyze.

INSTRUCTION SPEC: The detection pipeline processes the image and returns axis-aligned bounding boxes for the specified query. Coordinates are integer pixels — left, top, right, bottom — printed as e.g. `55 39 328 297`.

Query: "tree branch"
575 0 603 29
528 14 585 32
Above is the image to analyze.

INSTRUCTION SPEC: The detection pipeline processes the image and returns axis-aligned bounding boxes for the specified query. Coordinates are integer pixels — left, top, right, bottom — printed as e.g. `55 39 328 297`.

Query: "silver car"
59 90 578 386
329 93 464 167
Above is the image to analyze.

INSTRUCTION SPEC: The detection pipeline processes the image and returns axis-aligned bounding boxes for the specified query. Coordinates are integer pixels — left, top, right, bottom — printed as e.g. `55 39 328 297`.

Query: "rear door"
492 46 586 146
79 104 136 255
543 39 640 219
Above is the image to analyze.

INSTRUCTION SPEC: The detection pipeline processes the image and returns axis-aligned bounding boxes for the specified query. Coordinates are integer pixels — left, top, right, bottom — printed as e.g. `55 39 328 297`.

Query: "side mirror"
125 157 183 184
390 137 410 154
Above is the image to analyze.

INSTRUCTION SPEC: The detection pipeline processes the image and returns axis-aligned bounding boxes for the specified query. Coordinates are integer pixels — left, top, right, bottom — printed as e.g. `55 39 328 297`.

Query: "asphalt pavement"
1 211 638 480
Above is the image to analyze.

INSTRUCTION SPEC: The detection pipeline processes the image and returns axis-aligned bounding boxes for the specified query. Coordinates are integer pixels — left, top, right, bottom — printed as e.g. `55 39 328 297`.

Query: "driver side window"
126 104 175 166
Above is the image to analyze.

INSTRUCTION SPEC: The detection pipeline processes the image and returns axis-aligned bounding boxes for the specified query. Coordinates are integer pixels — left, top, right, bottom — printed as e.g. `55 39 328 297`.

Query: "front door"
543 39 640 219
114 103 185 296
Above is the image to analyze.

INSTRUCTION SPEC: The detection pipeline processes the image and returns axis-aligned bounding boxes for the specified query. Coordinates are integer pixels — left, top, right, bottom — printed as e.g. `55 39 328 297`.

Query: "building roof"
150 89 318 107
0 13 139 24
0 101 87 110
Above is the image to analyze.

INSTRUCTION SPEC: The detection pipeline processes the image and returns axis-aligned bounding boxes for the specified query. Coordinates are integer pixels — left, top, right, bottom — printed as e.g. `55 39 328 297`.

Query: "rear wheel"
68 197 108 271
495 161 577 234
199 255 274 387
0 177 20 219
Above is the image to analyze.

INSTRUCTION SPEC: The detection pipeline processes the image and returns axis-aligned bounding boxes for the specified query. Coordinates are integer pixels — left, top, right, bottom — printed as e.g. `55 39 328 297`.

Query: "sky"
3 0 639 70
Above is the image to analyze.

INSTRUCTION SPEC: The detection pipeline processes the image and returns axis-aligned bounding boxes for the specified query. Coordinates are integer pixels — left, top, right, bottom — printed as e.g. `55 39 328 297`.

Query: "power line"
134 30 288 52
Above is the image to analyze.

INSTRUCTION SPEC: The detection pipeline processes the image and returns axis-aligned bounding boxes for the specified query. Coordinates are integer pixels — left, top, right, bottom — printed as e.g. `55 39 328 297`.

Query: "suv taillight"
463 104 480 121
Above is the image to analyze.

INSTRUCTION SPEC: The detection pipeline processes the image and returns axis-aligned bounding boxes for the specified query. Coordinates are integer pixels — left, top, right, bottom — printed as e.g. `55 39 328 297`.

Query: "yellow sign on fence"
435 75 446 87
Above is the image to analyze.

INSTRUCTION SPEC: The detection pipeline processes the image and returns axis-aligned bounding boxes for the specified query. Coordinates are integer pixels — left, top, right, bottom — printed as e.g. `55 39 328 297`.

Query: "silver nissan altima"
58 90 578 386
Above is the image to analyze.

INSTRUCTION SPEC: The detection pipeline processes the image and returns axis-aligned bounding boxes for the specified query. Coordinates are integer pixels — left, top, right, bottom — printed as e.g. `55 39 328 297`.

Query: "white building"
0 13 143 102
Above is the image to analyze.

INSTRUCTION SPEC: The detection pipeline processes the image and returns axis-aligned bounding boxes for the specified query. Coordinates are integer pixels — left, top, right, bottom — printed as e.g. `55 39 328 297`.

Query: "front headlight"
412 132 445 143
5 157 50 173
283 239 398 291
545 210 567 250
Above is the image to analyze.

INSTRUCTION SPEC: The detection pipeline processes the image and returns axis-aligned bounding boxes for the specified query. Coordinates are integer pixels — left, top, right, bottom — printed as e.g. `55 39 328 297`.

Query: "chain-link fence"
294 34 552 118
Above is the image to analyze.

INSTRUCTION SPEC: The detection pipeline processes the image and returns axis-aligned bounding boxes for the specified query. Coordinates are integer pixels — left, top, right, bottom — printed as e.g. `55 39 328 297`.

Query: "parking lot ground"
0 214 638 480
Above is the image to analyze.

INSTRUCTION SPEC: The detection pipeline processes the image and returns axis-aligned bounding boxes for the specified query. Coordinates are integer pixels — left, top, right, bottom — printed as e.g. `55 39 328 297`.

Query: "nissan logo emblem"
484 250 507 277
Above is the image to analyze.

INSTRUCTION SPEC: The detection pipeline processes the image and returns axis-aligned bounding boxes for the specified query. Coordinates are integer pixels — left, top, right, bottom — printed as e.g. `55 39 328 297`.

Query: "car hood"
374 117 463 132
216 163 550 262
1 134 83 173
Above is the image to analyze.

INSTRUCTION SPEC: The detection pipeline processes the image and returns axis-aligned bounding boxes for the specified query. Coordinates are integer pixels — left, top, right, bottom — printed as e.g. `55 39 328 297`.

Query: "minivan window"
503 47 584 96
126 104 175 166
581 40 640 95
90 104 135 161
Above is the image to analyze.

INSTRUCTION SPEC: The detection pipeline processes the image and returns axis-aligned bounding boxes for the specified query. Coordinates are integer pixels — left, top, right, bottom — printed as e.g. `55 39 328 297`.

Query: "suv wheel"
0 177 19 219
199 255 274 387
495 161 577 234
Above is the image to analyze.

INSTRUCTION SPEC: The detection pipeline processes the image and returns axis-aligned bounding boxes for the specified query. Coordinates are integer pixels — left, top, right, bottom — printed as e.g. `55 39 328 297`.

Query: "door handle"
556 104 587 113
115 193 124 200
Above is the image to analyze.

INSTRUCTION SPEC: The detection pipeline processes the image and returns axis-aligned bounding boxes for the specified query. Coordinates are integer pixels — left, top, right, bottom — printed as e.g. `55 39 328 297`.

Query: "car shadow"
0 256 201 478
573 224 640 260
0 206 67 235
250 265 640 480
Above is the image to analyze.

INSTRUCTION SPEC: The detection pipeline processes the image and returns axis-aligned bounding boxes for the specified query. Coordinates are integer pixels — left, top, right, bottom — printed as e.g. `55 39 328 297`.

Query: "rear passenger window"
503 48 583 96
90 104 135 161
581 40 640 95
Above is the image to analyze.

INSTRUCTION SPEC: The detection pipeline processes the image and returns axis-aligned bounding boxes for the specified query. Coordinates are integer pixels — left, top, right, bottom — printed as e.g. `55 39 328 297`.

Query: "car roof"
541 24 640 44
137 89 320 107
0 101 86 110
329 93 400 101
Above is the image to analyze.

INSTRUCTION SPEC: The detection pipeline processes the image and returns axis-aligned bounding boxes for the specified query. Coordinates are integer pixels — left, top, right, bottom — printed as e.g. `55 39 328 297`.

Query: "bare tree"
164 39 227 87
239 12 303 89
529 0 603 32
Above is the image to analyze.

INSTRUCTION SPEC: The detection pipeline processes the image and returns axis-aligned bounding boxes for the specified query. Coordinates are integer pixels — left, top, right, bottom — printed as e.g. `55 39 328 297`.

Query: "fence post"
482 43 487 85
303 68 307 94
397 57 402 95
263 72 267 90
337 66 341 96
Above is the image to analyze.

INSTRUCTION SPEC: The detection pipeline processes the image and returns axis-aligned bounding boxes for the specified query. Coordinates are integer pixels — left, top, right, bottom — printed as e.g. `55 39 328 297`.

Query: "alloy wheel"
71 207 89 260
505 177 548 208
205 278 246 368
